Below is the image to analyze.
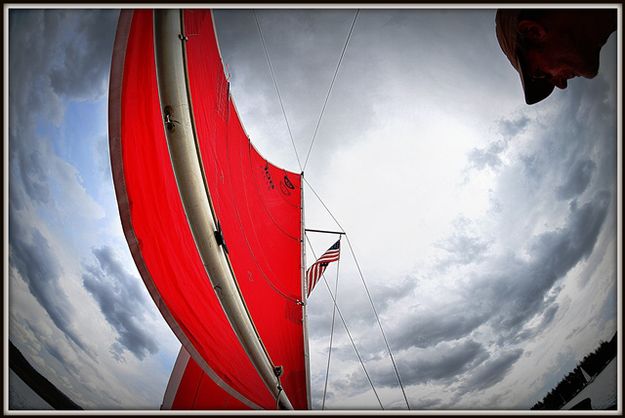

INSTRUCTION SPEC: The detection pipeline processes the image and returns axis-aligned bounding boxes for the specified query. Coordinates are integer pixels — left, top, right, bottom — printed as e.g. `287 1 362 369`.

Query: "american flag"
306 240 341 297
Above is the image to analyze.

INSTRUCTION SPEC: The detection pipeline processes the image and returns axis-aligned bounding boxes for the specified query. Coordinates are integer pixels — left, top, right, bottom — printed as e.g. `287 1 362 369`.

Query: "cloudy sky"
7 7 619 410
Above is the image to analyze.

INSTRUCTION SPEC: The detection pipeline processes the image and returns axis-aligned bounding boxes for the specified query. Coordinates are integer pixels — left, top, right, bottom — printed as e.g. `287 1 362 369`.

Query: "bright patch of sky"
7 6 619 411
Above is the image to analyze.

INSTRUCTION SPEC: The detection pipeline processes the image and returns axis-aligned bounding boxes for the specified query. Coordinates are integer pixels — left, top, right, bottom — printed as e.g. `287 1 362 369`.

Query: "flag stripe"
306 240 341 297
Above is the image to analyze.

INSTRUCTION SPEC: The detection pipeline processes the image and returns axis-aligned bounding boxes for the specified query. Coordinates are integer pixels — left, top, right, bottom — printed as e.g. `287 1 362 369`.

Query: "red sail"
163 347 252 410
109 10 307 409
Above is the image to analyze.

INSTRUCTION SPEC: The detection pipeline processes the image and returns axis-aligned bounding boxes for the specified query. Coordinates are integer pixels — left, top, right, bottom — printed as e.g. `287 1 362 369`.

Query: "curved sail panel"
183 10 307 409
110 10 275 409
163 347 250 410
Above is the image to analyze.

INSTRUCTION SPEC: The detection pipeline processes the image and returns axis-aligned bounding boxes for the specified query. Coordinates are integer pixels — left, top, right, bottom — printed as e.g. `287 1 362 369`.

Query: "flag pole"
305 228 346 235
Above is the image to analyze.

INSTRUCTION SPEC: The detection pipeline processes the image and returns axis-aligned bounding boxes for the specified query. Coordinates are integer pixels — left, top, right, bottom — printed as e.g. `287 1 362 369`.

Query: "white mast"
301 174 312 408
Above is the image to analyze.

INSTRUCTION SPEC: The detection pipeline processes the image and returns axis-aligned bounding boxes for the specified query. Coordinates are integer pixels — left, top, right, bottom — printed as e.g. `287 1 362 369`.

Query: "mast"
152 10 292 410
301 173 311 408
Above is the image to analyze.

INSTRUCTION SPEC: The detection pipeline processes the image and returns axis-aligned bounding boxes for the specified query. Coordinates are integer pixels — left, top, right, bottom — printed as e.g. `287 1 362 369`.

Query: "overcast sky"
7 7 619 410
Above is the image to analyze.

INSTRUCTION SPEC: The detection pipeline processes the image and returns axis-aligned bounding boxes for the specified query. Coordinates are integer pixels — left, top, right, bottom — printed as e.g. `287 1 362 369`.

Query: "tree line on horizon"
531 333 617 410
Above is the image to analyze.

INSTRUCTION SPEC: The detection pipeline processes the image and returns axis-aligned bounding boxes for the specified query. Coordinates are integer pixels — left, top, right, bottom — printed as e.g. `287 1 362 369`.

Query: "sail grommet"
178 33 188 41
273 366 283 378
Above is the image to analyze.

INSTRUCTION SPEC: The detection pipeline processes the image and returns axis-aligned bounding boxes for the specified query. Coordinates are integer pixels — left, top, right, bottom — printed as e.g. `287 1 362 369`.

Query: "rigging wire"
344 235 411 409
303 177 411 409
302 9 360 171
321 236 341 409
302 177 346 234
253 10 303 172
305 234 383 409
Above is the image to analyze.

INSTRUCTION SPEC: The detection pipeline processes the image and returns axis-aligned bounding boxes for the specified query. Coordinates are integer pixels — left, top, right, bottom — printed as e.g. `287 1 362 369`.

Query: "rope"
304 178 410 409
302 10 360 171
306 234 383 409
253 10 303 172
321 236 341 409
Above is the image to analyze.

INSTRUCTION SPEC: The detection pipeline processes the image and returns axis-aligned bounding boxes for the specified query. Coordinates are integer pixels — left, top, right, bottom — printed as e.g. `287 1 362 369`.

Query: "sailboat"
580 366 594 385
110 9 312 409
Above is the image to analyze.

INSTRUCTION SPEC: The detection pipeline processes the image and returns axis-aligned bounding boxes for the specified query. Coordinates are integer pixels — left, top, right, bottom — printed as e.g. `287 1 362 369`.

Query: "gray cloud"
438 233 489 267
467 143 506 170
9 9 118 204
318 339 489 403
556 159 596 200
44 341 81 377
436 217 491 270
307 275 417 344
486 191 611 337
467 115 530 172
9 8 118 358
510 303 559 344
410 397 444 410
383 340 489 387
46 10 117 100
16 141 51 205
385 189 610 357
82 247 158 361
457 349 523 394
368 279 417 313
498 115 529 138
214 9 380 169
9 218 87 353
391 306 488 350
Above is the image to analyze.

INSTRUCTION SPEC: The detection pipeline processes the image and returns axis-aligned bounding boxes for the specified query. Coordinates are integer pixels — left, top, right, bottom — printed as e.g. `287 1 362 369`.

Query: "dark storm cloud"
457 349 523 394
9 218 87 352
485 191 611 336
82 247 158 360
9 8 119 364
510 303 559 344
377 340 489 387
9 9 118 203
320 339 489 401
390 305 489 350
556 159 596 200
48 10 118 100
385 190 610 354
